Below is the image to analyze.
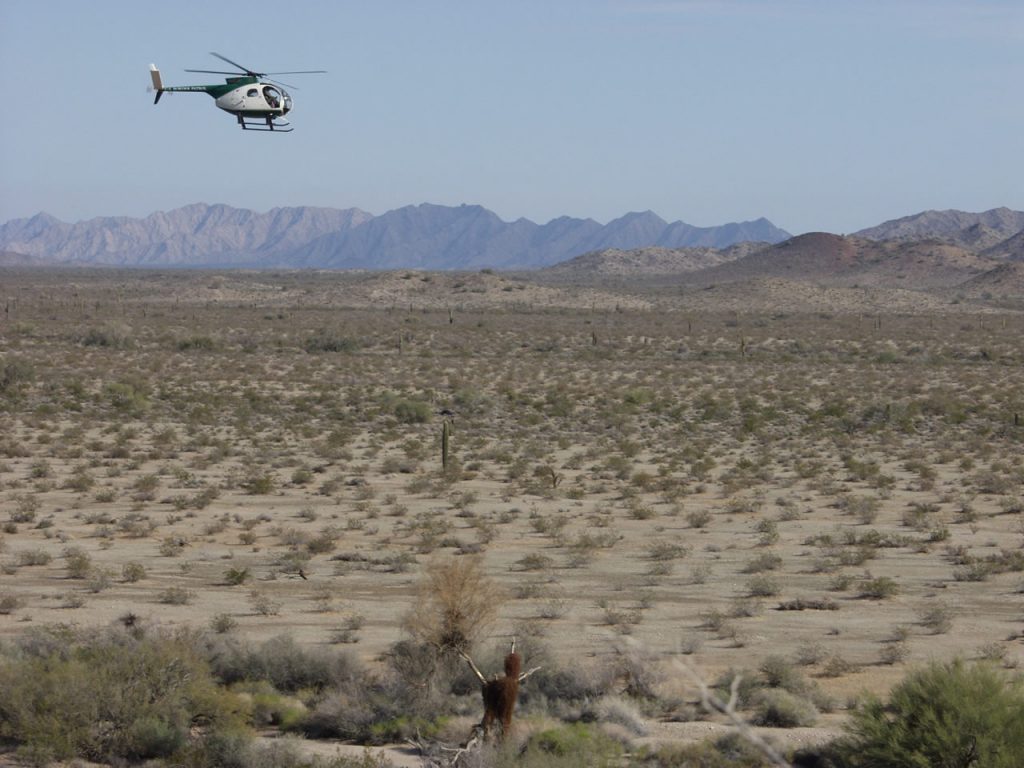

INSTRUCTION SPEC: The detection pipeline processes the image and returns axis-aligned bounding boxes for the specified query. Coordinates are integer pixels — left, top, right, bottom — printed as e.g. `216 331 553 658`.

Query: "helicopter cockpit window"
246 88 259 98
263 86 281 109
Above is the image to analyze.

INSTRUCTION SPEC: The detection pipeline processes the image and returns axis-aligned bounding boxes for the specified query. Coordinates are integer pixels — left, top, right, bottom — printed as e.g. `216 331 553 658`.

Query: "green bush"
243 471 276 495
122 561 147 582
713 655 830 726
523 723 623 767
304 332 360 354
159 586 195 605
177 335 216 351
392 398 431 424
224 566 251 585
235 680 307 729
211 613 238 634
103 380 150 415
302 640 498 744
830 659 1024 767
81 327 131 348
758 654 810 695
367 714 448 744
0 593 23 614
124 715 187 759
750 688 818 728
63 546 93 579
0 357 34 396
646 733 779 767
0 626 250 764
302 684 406 744
175 720 254 768
746 575 780 597
858 575 899 599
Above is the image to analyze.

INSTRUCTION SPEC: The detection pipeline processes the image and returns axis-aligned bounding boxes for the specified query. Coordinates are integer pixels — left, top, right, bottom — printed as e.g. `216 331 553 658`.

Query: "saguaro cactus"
442 419 453 471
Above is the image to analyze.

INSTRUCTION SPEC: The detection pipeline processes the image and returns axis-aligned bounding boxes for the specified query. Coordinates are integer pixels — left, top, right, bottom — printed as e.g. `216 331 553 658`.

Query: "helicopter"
149 52 325 132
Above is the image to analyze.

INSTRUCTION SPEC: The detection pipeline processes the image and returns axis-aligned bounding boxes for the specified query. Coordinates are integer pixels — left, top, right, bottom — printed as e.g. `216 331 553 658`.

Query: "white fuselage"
215 83 292 117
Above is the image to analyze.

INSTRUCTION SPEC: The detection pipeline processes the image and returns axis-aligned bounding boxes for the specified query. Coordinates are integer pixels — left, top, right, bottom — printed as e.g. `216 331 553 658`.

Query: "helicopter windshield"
262 86 282 109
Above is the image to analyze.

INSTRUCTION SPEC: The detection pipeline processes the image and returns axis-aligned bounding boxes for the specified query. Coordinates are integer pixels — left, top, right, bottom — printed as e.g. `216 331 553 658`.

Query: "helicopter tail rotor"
149 64 165 104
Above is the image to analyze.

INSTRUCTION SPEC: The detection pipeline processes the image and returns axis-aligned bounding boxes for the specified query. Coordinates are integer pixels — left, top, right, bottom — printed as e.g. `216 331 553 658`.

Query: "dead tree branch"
458 650 487 684
518 665 542 682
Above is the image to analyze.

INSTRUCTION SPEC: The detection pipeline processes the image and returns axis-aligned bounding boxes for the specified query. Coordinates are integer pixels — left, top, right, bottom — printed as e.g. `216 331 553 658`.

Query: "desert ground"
0 268 1022 765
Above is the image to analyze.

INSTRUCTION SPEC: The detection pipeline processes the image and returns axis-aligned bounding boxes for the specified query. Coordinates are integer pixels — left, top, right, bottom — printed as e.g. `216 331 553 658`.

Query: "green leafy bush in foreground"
497 723 623 768
0 626 249 766
3 621 1022 768
829 659 1024 768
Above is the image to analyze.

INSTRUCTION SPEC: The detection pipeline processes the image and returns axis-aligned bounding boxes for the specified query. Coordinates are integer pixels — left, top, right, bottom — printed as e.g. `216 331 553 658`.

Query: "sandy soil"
1 269 1022 764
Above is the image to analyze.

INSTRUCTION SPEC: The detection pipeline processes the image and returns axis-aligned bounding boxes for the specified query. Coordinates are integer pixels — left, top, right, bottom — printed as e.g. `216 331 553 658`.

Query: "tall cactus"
442 419 453 472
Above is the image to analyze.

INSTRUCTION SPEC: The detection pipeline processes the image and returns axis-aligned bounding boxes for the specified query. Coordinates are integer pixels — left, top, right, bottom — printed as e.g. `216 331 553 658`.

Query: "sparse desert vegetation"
1 268 1023 766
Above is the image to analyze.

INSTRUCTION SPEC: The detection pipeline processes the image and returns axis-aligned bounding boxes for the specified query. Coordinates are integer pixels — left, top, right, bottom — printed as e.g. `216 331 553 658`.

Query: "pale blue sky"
1 0 1021 234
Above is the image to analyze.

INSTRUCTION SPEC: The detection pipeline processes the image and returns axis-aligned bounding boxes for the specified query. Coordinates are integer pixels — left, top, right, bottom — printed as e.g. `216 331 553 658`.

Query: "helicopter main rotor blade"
266 78 299 90
185 69 244 75
210 51 258 75
264 70 327 75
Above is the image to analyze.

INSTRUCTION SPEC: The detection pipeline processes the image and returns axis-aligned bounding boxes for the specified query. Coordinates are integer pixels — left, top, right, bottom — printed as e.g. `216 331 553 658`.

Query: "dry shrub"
205 634 363 694
590 695 649 736
402 555 503 653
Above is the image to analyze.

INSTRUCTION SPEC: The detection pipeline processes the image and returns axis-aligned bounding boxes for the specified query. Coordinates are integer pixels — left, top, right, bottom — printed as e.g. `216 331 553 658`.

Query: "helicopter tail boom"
150 64 164 104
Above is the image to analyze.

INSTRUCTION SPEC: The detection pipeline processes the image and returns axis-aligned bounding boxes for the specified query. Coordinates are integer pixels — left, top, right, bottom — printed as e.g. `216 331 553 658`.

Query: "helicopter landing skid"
236 114 293 132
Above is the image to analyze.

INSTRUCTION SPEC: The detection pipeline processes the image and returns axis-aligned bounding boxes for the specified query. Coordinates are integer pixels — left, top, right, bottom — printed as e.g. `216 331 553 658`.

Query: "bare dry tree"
403 555 504 653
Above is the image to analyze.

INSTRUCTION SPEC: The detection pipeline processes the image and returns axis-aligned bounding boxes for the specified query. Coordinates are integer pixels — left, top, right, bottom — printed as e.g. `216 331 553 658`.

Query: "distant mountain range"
2 204 1021 285
0 203 790 270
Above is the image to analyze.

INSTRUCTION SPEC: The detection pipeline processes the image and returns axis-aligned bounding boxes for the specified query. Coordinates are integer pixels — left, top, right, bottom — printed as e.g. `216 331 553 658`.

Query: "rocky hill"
543 246 726 277
542 231 1010 307
540 242 767 282
956 262 1024 298
982 228 1024 261
854 207 1024 256
0 204 790 270
705 233 997 289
